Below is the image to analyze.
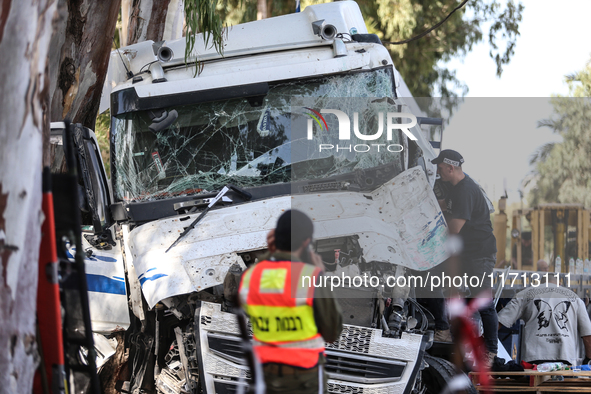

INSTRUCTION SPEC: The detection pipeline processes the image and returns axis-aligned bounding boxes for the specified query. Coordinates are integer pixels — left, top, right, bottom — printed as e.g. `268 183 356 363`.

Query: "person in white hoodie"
498 280 591 366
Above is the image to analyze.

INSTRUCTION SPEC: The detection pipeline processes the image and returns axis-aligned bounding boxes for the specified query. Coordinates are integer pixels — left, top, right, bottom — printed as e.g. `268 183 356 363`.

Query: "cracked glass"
112 68 397 202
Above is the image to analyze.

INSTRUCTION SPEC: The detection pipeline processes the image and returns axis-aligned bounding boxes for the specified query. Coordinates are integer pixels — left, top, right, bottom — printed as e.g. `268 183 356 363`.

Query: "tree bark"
122 0 184 46
257 0 267 20
99 331 128 394
48 0 121 130
0 0 56 392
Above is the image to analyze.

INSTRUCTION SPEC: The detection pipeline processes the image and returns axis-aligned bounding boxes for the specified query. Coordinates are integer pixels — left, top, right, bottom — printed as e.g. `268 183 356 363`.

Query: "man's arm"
448 218 466 234
313 281 343 343
445 184 473 232
438 199 447 212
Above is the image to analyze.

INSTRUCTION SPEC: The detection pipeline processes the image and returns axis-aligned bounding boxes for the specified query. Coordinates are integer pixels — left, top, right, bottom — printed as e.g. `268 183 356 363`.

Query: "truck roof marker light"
311 20 337 40
304 107 328 131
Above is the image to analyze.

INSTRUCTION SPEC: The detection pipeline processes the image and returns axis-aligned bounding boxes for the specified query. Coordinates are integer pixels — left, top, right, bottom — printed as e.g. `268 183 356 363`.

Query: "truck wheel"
423 354 476 394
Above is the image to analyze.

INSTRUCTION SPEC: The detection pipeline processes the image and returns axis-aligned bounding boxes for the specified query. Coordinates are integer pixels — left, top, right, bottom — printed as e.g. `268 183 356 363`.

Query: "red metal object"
448 295 493 393
34 171 66 394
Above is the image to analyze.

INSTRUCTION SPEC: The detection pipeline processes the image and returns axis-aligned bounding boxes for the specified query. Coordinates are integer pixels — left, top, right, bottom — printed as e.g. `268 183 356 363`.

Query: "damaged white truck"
58 2 464 393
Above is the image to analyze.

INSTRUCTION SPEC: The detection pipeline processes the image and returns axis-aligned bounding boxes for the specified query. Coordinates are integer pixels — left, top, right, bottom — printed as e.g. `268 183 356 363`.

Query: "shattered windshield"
112 68 399 202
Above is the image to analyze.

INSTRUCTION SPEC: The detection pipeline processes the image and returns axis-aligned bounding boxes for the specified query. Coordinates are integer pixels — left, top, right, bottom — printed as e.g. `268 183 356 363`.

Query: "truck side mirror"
69 123 113 234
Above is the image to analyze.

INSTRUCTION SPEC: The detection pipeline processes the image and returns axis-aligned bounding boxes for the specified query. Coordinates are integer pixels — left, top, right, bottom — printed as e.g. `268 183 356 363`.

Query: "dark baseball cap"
274 210 314 251
431 149 464 167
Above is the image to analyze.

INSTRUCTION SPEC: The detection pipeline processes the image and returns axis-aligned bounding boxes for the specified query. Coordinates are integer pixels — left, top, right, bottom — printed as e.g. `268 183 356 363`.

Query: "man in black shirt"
432 149 498 365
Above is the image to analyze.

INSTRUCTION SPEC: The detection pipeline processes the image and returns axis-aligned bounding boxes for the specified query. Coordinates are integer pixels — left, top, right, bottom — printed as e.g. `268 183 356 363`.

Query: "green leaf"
184 0 227 75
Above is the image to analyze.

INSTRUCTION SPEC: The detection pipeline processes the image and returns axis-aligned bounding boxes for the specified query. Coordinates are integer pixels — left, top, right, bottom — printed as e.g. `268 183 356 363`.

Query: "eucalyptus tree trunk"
121 0 185 46
0 0 56 392
48 0 121 129
257 0 268 20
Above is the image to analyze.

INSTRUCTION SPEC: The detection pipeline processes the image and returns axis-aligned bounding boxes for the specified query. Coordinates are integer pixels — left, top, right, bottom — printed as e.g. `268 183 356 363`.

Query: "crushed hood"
128 166 448 308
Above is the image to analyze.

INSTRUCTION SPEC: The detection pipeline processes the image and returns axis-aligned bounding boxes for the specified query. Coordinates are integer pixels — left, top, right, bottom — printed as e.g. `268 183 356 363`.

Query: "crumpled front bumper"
196 302 427 394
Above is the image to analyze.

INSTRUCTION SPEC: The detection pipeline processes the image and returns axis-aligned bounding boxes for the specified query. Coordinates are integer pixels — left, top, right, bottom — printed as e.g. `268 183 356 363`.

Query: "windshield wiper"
173 196 233 212
165 184 252 253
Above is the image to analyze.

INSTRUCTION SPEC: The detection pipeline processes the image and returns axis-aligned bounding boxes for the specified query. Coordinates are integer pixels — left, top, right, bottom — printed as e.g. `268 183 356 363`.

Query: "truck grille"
207 333 405 384
328 383 365 394
207 333 246 365
326 325 374 354
325 350 405 384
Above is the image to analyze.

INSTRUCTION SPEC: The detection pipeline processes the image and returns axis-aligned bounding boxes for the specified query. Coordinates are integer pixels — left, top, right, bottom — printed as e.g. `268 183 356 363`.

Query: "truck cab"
71 2 459 393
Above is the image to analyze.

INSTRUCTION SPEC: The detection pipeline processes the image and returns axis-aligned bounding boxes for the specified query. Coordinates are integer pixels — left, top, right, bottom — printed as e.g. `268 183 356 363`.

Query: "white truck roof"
100 1 383 112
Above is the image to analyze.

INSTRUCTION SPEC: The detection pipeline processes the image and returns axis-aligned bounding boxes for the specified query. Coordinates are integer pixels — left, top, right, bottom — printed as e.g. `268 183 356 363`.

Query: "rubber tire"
423 354 477 394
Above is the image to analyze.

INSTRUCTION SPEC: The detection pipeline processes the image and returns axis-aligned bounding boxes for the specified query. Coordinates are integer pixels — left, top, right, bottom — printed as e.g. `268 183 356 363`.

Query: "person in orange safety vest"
239 209 343 394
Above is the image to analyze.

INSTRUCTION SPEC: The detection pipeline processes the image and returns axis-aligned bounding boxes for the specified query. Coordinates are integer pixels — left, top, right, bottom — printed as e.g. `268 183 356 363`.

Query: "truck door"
50 122 130 332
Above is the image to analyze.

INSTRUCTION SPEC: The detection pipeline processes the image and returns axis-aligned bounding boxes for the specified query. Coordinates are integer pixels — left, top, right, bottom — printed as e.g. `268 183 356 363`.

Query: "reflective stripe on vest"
238 260 324 368
253 335 325 349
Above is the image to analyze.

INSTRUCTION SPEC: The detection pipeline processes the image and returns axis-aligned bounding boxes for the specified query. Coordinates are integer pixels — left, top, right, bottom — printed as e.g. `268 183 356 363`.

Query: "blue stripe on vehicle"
91 255 118 263
139 274 168 286
86 274 126 295
138 268 156 280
